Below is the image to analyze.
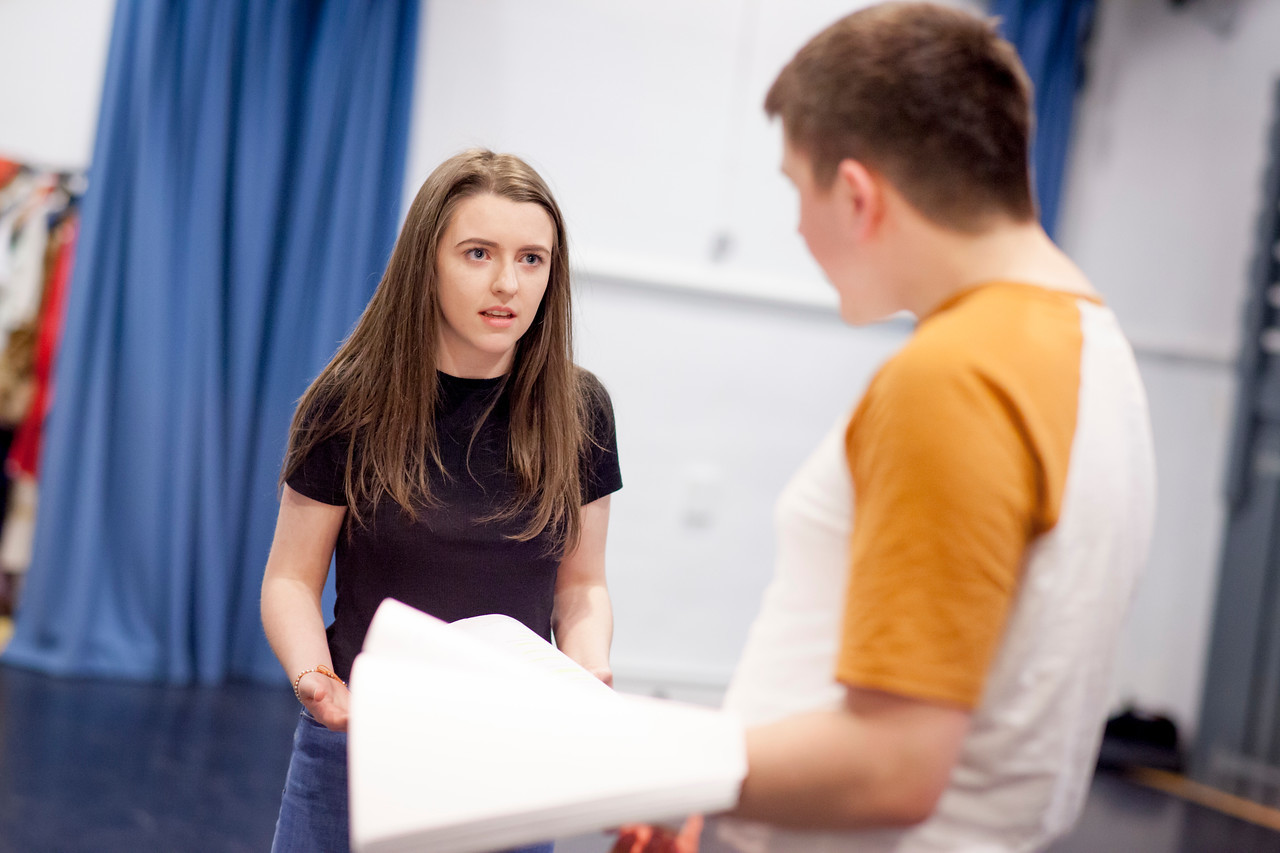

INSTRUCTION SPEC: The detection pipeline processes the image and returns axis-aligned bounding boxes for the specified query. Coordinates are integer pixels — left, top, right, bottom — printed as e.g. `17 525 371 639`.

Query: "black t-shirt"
286 370 622 681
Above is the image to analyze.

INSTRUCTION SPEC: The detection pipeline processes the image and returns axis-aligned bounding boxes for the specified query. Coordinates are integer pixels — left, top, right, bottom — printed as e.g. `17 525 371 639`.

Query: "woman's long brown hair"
281 149 590 553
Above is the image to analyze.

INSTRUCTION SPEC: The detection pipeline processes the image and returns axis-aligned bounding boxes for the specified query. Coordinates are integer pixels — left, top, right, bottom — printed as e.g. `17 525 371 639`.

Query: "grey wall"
0 0 113 170
1054 0 1280 734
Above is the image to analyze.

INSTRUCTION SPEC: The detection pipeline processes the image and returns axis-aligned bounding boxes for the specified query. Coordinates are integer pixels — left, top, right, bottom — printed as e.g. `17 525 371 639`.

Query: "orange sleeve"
836 285 1083 709
836 347 1038 709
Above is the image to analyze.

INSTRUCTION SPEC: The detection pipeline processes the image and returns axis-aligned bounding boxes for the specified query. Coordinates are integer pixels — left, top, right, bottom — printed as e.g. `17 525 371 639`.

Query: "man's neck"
895 219 1095 319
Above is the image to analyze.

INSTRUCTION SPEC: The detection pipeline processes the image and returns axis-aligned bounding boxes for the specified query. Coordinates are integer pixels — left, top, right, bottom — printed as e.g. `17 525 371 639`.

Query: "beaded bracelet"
293 663 345 703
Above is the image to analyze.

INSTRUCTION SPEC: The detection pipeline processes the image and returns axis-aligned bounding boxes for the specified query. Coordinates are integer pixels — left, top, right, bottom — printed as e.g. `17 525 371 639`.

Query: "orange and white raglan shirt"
716 283 1156 853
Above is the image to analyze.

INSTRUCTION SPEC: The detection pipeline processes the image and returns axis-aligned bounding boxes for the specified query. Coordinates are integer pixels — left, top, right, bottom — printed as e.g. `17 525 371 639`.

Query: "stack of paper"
348 599 747 853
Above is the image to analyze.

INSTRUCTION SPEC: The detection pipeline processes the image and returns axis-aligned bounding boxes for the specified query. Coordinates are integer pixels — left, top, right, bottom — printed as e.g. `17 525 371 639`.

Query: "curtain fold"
2 0 418 684
991 0 1096 238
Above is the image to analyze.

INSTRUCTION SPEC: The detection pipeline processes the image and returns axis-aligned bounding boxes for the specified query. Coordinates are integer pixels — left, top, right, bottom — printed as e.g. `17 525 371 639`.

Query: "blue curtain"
2 0 418 684
991 0 1096 238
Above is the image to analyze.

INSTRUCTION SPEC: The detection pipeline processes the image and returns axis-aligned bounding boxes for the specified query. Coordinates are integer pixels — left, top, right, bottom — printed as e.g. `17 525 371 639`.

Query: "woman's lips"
480 308 515 328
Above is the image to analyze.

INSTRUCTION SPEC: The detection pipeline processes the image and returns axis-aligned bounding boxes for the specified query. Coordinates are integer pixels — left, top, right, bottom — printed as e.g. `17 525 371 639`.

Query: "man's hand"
611 815 703 853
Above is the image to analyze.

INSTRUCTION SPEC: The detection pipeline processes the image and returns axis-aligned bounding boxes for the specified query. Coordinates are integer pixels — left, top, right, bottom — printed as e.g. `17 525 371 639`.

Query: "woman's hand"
297 670 351 732
553 496 614 687
583 663 614 688
261 486 349 731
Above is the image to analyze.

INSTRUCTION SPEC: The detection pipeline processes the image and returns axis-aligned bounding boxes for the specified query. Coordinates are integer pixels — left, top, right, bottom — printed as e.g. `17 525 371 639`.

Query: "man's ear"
835 158 882 239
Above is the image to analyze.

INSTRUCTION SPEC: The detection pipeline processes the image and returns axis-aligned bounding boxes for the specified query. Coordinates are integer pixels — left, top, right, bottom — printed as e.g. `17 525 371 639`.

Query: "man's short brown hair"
765 2 1036 231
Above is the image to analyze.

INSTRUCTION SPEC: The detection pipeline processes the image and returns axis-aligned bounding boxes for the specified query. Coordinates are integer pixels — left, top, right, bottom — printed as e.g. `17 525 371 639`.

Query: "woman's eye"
523 253 543 265
467 247 487 260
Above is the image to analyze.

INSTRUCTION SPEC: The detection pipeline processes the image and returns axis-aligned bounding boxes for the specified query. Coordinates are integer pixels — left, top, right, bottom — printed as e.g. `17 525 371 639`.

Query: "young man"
619 3 1155 851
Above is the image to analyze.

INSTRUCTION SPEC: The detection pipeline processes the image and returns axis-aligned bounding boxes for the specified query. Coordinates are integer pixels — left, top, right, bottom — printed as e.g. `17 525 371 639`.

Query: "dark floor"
1047 771 1280 853
2 663 1279 853
0 662 298 853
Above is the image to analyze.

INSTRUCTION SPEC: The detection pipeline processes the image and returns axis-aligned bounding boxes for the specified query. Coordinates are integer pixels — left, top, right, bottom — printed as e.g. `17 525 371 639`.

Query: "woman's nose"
491 261 518 295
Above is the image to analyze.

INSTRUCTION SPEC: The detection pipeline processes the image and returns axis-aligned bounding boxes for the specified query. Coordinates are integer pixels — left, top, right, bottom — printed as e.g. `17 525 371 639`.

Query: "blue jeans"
272 709 555 853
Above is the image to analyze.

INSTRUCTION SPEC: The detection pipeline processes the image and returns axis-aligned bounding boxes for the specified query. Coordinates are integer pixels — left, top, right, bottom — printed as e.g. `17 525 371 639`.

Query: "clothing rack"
0 156 85 616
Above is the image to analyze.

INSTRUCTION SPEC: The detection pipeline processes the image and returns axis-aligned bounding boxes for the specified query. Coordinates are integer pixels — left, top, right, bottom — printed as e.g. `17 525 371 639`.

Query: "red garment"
0 159 19 189
9 217 76 478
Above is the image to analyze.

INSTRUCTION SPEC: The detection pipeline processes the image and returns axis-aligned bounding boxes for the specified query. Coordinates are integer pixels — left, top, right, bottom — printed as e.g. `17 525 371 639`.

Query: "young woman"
261 149 622 853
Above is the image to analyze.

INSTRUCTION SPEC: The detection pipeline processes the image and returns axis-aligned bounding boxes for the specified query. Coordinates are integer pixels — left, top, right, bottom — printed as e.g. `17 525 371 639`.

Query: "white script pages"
347 599 748 853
